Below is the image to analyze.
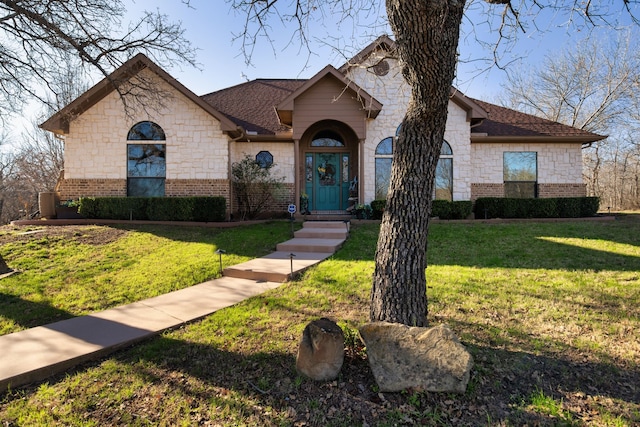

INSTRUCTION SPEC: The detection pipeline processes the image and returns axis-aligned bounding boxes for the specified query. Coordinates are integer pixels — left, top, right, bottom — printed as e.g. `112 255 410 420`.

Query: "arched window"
127 121 166 197
435 141 453 201
127 121 166 140
374 137 393 199
311 130 345 147
374 130 453 201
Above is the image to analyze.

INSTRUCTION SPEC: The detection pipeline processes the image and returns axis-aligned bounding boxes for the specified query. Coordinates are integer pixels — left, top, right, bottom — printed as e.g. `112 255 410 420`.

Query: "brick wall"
165 179 230 198
57 179 126 200
538 183 586 198
470 183 504 200
471 182 587 200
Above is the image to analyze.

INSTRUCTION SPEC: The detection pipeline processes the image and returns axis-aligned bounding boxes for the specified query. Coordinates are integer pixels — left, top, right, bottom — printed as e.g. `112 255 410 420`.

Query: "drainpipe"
359 138 365 204
294 138 300 211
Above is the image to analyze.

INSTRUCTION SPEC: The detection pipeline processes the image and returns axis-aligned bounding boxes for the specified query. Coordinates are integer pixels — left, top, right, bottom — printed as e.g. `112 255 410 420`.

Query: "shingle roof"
201 79 306 135
470 98 605 143
200 76 605 143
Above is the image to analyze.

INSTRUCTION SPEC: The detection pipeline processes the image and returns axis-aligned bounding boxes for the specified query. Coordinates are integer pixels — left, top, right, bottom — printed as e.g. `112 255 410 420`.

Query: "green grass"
0 222 295 334
1 216 639 426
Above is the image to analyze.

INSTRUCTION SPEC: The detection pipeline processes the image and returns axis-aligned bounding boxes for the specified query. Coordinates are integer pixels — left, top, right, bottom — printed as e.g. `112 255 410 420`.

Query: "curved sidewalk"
0 221 348 392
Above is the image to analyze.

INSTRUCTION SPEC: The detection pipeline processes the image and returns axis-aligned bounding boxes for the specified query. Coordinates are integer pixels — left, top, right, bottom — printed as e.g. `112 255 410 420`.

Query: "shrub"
370 199 386 220
78 197 226 222
232 155 285 220
431 200 451 219
473 196 600 219
450 201 473 219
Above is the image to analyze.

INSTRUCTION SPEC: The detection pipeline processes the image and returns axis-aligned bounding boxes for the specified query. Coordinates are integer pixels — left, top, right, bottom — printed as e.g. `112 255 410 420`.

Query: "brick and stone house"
41 36 604 217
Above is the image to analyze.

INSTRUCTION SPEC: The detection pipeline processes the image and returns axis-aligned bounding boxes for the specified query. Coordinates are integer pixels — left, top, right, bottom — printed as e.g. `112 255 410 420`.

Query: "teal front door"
305 153 350 211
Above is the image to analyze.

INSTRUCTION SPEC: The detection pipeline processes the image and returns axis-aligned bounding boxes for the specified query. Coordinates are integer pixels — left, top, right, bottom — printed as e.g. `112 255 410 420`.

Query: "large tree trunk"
370 0 465 326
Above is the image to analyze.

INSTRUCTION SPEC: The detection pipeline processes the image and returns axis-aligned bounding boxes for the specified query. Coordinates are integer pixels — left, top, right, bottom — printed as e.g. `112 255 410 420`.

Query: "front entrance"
304 152 350 211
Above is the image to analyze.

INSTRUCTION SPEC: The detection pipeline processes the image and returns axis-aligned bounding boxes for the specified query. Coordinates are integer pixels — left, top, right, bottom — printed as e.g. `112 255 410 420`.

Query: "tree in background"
0 0 195 120
230 0 640 326
0 55 88 223
499 35 640 209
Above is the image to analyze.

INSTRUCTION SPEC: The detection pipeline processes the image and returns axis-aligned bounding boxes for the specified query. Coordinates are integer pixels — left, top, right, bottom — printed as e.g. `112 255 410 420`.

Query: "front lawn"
1 216 638 426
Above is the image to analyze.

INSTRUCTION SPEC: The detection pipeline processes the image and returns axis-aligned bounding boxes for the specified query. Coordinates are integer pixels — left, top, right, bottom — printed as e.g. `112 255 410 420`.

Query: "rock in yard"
359 322 473 393
296 318 345 381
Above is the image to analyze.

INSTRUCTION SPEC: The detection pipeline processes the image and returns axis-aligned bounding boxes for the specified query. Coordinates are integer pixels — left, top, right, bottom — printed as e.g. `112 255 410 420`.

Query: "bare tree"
499 34 640 134
0 0 196 119
230 0 640 327
500 34 640 210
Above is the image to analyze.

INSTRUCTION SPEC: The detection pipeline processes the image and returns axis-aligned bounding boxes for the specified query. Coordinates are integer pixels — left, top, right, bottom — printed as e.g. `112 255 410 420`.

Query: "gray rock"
296 318 345 381
359 322 473 393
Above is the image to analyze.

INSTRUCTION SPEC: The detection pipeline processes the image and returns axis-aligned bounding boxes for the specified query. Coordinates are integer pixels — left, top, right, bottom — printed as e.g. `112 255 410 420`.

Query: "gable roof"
40 53 239 135
470 98 606 143
275 65 383 126
338 34 396 73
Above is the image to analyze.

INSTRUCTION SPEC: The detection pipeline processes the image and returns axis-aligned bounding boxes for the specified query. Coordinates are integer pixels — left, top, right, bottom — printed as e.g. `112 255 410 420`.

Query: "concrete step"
276 237 345 253
294 228 348 239
223 251 333 282
302 220 351 230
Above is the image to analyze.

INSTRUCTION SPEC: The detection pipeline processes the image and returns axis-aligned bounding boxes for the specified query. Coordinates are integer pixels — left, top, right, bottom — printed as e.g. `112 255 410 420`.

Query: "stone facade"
54 55 590 213
468 142 585 201
346 55 474 203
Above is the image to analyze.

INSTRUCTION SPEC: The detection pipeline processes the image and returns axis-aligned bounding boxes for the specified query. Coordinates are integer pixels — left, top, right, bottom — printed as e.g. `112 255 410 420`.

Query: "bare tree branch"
0 0 197 118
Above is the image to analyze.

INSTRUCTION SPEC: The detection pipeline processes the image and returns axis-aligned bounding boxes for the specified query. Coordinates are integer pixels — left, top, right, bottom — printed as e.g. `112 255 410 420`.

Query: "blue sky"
124 1 638 102
5 0 639 142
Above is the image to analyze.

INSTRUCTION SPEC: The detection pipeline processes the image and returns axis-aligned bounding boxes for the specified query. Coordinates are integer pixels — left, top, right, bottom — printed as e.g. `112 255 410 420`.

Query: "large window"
435 141 453 201
375 133 453 201
503 151 537 198
374 137 393 199
127 121 166 197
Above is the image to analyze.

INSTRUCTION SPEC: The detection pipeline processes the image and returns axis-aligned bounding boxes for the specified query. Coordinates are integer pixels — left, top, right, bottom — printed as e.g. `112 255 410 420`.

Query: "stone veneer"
63 69 229 182
347 54 473 203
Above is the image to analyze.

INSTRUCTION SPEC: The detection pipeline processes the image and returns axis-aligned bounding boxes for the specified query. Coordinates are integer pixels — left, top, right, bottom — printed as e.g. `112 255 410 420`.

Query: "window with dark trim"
256 151 273 168
435 141 453 201
127 121 166 197
503 151 537 198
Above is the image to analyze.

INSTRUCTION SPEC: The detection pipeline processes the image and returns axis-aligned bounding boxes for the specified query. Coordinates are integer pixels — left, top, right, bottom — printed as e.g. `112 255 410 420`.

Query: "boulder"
296 318 345 381
359 322 473 393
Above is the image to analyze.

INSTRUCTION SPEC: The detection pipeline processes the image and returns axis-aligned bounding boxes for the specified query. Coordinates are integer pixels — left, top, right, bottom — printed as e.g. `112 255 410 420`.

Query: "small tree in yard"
232 155 285 220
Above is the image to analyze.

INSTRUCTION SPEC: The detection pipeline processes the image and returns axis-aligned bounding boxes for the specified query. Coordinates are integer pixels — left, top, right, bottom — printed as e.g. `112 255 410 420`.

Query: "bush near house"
474 196 600 219
78 197 226 222
371 199 473 220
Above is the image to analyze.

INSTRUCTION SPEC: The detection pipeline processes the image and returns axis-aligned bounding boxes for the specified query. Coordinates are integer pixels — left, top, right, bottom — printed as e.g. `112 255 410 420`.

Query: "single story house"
41 35 605 217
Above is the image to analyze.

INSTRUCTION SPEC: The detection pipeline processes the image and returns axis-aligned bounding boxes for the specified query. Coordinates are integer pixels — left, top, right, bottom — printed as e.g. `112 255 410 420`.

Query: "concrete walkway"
0 221 348 392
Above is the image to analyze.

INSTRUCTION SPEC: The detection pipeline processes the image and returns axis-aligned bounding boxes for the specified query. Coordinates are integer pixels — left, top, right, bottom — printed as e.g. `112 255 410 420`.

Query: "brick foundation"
57 179 127 200
537 183 586 198
165 179 230 198
471 182 587 200
470 183 504 200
